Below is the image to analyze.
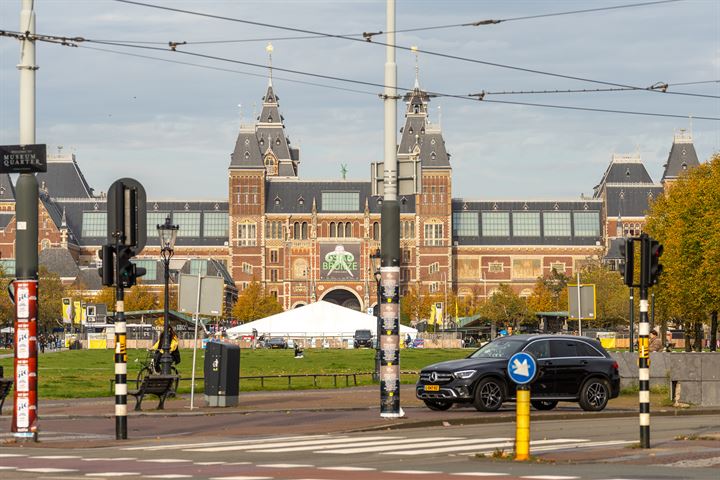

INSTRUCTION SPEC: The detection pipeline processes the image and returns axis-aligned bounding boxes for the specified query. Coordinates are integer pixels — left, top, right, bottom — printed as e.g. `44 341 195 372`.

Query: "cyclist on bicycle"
151 324 180 372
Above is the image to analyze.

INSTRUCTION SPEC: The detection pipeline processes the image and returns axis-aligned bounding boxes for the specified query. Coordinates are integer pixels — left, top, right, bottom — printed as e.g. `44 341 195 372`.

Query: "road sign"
0 144 47 173
507 352 538 385
568 283 596 320
178 274 224 316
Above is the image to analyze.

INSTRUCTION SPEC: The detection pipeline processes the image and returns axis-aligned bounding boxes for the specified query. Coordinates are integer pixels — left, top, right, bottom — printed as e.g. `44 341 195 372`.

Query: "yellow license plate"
424 385 440 392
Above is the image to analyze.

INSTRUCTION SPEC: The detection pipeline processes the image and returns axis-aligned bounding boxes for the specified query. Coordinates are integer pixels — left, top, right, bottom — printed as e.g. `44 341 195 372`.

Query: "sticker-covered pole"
380 0 402 418
12 0 40 443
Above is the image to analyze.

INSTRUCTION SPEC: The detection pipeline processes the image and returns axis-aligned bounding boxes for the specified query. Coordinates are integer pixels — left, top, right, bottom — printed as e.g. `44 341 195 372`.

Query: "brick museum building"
0 78 699 321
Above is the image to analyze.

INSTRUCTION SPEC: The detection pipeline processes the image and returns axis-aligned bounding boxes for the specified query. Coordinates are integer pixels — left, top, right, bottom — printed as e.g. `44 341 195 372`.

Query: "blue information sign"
507 352 538 385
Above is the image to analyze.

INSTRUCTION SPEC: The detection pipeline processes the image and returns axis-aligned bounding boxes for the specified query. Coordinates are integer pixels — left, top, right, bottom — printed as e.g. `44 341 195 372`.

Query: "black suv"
416 334 620 412
353 329 373 348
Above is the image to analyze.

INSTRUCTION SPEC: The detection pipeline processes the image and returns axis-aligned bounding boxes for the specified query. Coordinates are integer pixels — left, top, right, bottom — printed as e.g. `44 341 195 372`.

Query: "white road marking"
139 458 192 463
145 475 193 479
194 462 227 465
34 455 82 459
187 435 398 452
384 470 442 475
18 468 79 473
82 457 138 462
257 436 460 453
0 454 26 458
318 466 377 471
86 473 141 477
0 466 18 470
256 463 314 468
389 438 587 456
529 440 635 452
323 437 510 455
124 435 326 451
452 474 509 477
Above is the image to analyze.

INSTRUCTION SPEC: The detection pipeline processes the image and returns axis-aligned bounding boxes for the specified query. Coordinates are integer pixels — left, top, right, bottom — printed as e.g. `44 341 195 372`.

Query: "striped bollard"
638 296 650 448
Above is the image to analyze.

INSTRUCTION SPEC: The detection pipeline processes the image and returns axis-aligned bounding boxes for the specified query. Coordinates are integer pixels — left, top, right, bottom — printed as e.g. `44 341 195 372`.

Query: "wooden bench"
0 378 13 415
128 375 178 411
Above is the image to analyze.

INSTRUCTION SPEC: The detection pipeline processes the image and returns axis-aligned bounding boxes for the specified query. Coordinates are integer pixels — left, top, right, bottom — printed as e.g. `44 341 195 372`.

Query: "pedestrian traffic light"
618 238 635 287
98 244 115 287
117 246 146 288
648 239 663 286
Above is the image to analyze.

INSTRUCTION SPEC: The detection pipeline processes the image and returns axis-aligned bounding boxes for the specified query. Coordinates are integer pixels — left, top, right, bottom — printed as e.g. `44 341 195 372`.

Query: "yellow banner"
73 301 85 325
62 298 73 323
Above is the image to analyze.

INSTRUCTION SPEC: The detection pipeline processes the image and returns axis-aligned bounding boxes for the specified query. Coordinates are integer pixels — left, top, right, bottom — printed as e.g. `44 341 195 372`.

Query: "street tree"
480 284 531 334
527 269 569 314
231 280 283 323
578 261 628 329
38 267 67 332
645 153 720 351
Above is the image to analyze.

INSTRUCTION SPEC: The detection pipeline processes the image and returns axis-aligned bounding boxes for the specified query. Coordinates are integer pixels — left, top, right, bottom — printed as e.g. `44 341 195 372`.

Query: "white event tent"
226 300 417 339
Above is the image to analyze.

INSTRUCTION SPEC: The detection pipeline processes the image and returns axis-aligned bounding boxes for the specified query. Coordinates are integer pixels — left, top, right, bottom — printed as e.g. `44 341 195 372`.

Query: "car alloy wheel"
474 377 504 412
579 378 610 411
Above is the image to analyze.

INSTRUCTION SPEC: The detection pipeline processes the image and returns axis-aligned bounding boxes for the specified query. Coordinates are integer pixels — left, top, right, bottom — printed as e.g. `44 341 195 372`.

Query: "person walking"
649 329 663 352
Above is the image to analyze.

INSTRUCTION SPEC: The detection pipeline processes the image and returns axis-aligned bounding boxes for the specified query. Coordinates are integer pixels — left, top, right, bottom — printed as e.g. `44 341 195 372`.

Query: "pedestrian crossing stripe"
123 434 631 458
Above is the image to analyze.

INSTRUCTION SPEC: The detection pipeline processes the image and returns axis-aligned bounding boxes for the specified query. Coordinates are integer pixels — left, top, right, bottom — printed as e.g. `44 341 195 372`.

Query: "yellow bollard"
515 387 530 461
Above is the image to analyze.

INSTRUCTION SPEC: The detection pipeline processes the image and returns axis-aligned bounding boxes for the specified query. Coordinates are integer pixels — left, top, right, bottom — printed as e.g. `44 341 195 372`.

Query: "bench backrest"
140 375 177 393
0 379 12 395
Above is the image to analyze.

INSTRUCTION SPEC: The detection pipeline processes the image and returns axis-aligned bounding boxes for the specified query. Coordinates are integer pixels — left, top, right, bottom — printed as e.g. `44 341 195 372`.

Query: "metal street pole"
379 0 402 418
629 287 635 352
576 272 582 336
160 253 172 375
12 0 40 443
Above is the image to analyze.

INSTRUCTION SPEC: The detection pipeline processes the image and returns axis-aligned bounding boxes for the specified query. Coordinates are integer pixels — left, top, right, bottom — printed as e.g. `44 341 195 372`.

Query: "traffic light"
117 246 146 288
618 238 635 287
648 239 663 286
98 245 115 287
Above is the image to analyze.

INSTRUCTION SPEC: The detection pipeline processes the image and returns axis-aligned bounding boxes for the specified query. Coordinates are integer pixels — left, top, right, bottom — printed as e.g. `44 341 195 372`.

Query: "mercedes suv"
416 334 620 412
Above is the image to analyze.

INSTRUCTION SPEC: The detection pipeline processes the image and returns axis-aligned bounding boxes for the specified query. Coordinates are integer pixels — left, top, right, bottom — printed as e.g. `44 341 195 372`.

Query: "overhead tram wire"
103 0 685 43
79 44 379 97
74 38 720 122
2 30 716 120
113 0 712 100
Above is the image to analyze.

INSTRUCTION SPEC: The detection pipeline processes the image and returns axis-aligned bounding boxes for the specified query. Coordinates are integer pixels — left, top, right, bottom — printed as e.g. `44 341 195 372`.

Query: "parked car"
353 329 373 348
266 337 288 349
416 334 620 412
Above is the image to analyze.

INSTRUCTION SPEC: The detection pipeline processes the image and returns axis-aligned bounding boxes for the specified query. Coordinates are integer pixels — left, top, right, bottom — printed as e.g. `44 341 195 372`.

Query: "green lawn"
0 347 467 399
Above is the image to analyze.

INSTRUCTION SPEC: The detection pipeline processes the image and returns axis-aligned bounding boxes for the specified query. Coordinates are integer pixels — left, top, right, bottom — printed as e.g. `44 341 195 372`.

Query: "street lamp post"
157 216 179 375
370 248 382 382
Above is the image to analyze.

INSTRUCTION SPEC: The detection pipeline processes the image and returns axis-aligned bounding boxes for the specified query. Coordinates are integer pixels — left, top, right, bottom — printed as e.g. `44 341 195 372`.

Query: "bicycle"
135 349 180 393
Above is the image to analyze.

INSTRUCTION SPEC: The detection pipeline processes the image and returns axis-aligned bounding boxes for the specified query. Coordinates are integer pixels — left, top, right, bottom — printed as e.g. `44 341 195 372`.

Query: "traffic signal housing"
117 246 146 288
98 245 115 287
618 238 635 287
648 239 663 286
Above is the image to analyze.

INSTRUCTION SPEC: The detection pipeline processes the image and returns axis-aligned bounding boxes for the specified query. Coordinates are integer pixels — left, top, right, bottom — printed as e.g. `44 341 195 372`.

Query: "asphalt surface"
1 383 718 469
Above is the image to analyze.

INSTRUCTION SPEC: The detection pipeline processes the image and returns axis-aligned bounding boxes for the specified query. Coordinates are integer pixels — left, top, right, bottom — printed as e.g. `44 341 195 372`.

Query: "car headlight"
454 370 476 379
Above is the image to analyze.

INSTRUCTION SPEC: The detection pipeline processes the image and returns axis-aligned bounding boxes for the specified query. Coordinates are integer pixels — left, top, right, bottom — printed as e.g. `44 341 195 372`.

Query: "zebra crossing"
122 434 635 457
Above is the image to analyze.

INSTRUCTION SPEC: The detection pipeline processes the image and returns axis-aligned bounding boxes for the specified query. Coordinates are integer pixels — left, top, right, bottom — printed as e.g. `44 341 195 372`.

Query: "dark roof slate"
74 268 103 290
54 199 229 248
229 129 264 169
265 181 416 215
0 174 15 202
398 89 450 169
39 247 80 278
0 212 13 229
662 138 699 181
604 186 664 217
36 154 93 198
593 156 654 198
450 199 603 246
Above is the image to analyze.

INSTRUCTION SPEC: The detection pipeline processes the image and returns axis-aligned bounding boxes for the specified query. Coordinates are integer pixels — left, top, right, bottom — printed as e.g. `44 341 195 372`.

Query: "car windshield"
468 337 526 359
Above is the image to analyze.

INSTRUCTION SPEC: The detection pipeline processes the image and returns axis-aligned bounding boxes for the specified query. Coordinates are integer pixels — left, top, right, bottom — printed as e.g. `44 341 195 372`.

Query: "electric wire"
79 44 379 96
77 38 720 121
112 0 713 100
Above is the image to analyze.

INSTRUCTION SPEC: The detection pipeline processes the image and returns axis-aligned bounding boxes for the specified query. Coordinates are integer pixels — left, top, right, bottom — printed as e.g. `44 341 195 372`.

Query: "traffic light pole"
629 287 634 353
113 236 128 440
638 285 650 449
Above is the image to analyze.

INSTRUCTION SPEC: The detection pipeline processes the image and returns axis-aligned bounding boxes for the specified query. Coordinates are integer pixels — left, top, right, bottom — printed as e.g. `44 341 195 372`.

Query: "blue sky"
1 0 718 201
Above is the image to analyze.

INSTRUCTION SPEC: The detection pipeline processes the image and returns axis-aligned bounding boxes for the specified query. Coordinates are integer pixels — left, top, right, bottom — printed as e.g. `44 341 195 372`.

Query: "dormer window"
681 162 688 170
268 115 273 122
260 137 265 146
244 151 250 159
297 196 305 206
276 138 281 145
274 196 281 205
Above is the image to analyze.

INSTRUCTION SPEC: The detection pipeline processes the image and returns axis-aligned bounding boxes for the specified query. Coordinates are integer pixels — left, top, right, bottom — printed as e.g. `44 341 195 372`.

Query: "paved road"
1 385 719 480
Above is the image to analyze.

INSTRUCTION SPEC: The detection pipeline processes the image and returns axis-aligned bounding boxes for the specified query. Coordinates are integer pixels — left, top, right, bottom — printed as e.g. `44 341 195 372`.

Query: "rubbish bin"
204 340 240 407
